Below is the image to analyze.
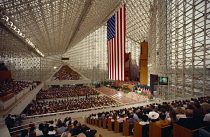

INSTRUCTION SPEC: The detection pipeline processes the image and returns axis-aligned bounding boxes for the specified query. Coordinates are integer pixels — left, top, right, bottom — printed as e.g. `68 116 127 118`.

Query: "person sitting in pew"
147 111 159 122
167 110 178 125
117 114 126 123
126 114 136 124
48 126 56 135
57 123 67 135
39 127 56 137
154 113 170 127
139 115 149 125
81 124 97 137
29 127 36 137
35 123 44 136
175 108 209 130
111 112 118 122
203 107 210 122
176 107 186 120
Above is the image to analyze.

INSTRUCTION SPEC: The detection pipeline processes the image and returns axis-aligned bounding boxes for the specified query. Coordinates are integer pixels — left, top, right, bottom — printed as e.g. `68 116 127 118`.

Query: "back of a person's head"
129 114 134 118
57 119 62 124
61 122 65 127
49 120 54 124
159 113 166 120
30 126 35 132
39 123 44 130
49 126 54 131
177 107 185 114
61 131 71 137
73 120 78 126
185 109 194 117
194 102 201 109
42 127 49 135
21 129 29 137
44 123 49 128
141 115 148 122
169 110 176 117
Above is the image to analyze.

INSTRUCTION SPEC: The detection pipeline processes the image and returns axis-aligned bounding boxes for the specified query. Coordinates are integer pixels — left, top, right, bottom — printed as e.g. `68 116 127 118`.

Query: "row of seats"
53 66 82 80
36 86 99 100
86 96 210 137
0 81 40 101
10 117 102 137
22 96 119 116
87 113 208 137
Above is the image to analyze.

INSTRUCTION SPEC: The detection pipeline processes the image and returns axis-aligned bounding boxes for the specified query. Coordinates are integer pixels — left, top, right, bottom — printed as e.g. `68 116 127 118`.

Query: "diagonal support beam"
65 0 92 52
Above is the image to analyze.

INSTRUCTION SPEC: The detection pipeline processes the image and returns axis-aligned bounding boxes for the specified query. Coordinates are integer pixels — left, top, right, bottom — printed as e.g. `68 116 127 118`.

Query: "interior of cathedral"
0 0 209 137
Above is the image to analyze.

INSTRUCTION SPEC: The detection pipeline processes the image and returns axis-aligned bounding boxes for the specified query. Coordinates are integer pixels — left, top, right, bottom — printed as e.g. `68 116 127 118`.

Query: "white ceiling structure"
0 0 209 99
0 0 125 56
0 0 152 57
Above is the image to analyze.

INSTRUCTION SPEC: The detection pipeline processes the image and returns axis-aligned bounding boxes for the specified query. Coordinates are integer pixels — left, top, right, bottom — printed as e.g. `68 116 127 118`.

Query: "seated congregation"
36 86 99 100
11 117 97 137
22 96 119 116
53 66 82 81
0 80 39 97
87 96 210 137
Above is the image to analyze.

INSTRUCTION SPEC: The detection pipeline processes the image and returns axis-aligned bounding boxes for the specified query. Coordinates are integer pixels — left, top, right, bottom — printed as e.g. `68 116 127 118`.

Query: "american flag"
107 5 126 81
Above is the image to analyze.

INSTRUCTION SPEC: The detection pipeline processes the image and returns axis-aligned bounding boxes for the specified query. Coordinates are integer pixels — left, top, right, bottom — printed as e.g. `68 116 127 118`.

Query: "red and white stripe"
107 4 126 81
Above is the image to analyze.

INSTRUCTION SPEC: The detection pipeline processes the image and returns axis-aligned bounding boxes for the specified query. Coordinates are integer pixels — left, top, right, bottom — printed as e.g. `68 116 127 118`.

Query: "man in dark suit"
5 114 14 136
175 108 209 130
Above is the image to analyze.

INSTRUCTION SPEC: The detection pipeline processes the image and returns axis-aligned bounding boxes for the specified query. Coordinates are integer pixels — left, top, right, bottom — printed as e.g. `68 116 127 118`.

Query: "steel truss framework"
0 0 122 56
148 0 210 100
64 0 151 83
0 0 209 99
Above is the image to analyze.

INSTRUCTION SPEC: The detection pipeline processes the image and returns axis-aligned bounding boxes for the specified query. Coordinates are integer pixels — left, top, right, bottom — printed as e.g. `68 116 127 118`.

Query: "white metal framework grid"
0 0 209 99
148 0 210 99
0 0 122 56
64 25 107 83
63 0 151 83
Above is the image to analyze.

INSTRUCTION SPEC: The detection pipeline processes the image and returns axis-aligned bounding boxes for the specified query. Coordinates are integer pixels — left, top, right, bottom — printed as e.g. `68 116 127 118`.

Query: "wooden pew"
86 118 90 124
114 120 123 133
108 119 114 131
149 122 171 137
133 121 149 137
123 121 134 136
98 119 103 128
103 119 108 129
91 118 95 125
173 123 207 137
95 119 99 126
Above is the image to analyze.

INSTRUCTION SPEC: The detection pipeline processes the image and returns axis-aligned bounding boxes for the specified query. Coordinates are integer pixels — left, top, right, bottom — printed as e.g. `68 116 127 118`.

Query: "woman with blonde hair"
176 107 186 120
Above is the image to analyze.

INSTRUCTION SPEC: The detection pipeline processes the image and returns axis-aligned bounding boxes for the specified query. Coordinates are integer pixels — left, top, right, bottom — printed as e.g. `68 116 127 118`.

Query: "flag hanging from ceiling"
107 4 126 81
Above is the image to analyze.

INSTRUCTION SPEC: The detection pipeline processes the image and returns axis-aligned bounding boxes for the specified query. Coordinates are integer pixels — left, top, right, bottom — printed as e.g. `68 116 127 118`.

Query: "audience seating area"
36 86 99 100
10 117 99 137
22 95 119 116
0 80 41 111
0 81 39 99
86 96 210 137
53 65 82 80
